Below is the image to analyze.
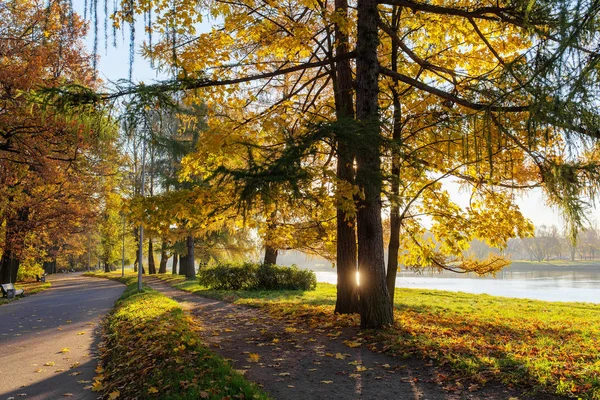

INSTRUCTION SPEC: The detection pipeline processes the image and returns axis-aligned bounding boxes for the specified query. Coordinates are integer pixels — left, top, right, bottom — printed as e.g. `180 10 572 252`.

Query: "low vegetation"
198 262 317 291
93 279 270 400
147 273 600 399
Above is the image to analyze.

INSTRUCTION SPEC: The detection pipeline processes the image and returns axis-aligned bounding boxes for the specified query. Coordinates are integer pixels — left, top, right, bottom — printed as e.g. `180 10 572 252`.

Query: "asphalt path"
0 273 125 400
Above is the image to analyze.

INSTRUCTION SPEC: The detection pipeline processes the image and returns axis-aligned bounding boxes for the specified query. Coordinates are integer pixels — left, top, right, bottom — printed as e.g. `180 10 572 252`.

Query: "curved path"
0 273 124 400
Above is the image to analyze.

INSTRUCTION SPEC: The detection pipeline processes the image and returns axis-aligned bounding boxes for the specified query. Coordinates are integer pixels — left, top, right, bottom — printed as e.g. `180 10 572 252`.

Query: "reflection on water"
278 251 600 303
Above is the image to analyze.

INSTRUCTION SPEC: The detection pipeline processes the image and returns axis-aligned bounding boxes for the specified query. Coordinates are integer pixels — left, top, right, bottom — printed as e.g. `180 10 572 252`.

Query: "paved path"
0 273 125 400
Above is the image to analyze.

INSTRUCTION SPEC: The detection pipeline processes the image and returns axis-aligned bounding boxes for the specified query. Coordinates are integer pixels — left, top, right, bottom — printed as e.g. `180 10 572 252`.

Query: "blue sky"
78 5 566 231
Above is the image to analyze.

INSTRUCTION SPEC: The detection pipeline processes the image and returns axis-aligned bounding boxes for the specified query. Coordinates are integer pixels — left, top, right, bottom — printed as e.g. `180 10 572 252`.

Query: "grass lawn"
87 273 270 400
91 271 600 398
0 281 52 306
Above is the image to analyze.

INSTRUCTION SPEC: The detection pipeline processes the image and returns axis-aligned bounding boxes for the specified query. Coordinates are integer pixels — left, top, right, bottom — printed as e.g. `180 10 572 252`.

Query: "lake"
277 251 600 303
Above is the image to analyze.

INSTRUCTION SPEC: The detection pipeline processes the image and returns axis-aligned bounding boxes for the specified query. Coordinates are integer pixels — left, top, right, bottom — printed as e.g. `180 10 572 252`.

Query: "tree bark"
179 253 187 276
263 246 278 265
386 6 402 305
172 252 178 274
104 261 111 273
185 235 195 280
0 208 28 284
148 238 156 274
0 250 20 284
158 240 168 273
334 0 360 315
355 0 394 328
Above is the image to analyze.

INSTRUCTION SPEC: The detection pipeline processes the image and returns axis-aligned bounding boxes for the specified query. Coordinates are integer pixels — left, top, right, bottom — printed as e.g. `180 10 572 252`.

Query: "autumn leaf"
60 347 70 353
247 353 260 362
108 390 120 399
320 380 333 384
335 353 346 360
148 387 159 394
91 380 104 392
343 340 362 348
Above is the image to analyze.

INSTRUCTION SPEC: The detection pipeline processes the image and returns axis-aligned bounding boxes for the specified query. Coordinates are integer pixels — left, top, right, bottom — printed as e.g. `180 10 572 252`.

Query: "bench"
1 283 24 298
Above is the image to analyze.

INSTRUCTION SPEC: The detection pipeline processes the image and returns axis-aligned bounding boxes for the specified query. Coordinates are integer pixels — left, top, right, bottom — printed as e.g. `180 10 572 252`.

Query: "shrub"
198 262 316 291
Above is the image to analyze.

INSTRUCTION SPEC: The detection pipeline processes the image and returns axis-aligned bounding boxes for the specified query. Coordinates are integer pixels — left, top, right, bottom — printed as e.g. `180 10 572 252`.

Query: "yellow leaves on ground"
343 340 362 348
60 347 69 353
43 362 55 366
147 387 159 394
247 353 261 362
108 390 120 399
91 380 104 392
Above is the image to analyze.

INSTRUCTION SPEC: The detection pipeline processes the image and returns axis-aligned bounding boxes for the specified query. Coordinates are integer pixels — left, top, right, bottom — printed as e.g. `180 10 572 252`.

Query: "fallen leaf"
356 366 367 372
91 380 103 392
320 380 333 384
147 387 158 394
77 331 86 335
60 347 70 353
335 353 346 360
62 394 73 397
199 391 209 399
43 362 55 366
108 390 120 399
247 353 260 362
343 340 362 348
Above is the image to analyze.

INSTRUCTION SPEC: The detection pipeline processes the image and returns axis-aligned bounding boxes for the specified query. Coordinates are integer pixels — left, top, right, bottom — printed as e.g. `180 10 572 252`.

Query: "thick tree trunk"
185 235 195 280
172 252 178 274
0 251 20 284
104 261 111 273
263 246 278 265
386 8 402 305
158 240 168 273
334 0 360 315
148 239 156 274
355 0 394 329
0 209 28 284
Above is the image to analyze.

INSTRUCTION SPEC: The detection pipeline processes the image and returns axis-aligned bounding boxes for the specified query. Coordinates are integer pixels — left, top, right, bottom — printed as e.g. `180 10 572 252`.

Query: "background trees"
0 0 121 283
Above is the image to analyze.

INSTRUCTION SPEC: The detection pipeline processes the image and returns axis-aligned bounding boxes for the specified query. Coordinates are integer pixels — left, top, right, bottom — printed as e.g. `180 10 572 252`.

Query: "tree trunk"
0 208 28 284
355 0 394 329
334 0 359 315
179 253 187 276
158 240 168 273
172 252 178 274
185 235 195 280
263 246 278 265
386 7 402 305
148 238 156 274
104 261 111 273
0 250 20 284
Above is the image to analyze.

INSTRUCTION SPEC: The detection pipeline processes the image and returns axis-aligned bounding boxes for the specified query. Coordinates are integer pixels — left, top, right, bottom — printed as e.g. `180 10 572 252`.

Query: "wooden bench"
1 283 24 298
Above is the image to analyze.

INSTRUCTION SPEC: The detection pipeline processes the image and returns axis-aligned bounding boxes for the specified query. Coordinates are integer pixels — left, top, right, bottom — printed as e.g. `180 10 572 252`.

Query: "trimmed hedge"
198 262 317 291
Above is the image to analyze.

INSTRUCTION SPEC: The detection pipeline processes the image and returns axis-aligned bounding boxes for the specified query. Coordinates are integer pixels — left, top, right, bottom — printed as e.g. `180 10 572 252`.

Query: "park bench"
1 283 24 298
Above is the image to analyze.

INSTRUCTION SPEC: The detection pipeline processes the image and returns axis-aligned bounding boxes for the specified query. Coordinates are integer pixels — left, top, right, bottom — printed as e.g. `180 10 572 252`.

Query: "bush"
197 262 257 290
198 262 317 291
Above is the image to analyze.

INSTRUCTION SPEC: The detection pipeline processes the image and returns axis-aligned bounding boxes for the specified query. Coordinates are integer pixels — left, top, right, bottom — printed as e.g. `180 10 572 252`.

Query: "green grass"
0 281 52 306
94 278 270 400
149 273 600 399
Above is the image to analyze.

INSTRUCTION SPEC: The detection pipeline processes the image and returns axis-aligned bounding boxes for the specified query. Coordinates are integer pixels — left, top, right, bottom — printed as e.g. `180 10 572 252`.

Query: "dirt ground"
144 277 564 400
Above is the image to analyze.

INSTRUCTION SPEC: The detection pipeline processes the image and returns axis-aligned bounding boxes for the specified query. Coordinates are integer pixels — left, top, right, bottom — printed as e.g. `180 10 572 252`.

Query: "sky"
77 5 569 232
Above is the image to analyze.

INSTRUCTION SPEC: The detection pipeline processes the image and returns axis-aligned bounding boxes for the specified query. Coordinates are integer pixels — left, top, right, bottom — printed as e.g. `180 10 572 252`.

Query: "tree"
64 0 600 328
0 0 117 283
